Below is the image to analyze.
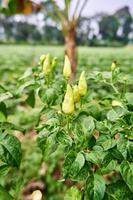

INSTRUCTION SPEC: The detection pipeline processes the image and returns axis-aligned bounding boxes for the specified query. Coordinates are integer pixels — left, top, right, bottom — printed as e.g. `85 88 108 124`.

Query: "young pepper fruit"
43 54 52 76
63 55 72 79
52 57 58 70
78 71 87 96
73 85 80 103
111 61 117 71
62 84 74 114
39 54 46 65
32 190 42 200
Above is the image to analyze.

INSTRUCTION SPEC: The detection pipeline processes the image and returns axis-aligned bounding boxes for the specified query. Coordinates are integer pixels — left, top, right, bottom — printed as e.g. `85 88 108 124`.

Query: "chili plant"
32 55 133 200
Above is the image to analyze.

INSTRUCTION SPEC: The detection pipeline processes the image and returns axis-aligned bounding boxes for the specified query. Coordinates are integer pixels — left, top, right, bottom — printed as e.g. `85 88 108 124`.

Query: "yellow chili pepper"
63 55 72 79
32 190 42 200
111 61 116 71
78 71 87 96
52 57 58 69
39 54 46 65
73 85 80 103
43 54 52 76
62 84 74 114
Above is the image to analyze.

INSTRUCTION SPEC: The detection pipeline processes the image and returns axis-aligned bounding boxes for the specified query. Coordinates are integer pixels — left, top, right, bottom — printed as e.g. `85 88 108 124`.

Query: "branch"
64 0 69 20
77 0 89 19
72 0 80 19
50 0 67 22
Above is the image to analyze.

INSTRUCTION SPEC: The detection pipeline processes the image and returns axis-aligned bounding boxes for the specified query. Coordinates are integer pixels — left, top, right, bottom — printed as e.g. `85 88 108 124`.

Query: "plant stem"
111 83 119 94
46 75 50 88
66 115 70 133
80 97 83 109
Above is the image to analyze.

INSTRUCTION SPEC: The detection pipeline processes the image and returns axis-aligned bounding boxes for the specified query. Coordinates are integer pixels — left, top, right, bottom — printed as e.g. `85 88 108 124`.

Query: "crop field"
1 45 133 73
0 45 133 200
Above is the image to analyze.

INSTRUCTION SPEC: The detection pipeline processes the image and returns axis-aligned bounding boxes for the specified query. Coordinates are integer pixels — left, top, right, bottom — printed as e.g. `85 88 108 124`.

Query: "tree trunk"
65 27 77 78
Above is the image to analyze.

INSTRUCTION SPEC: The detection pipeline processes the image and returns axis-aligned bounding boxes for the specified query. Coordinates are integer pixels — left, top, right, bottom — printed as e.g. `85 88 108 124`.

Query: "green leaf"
0 92 13 103
110 147 124 161
88 136 96 148
18 80 37 93
96 121 108 133
37 127 58 155
26 90 35 108
88 103 101 120
125 93 133 105
37 128 49 153
63 151 76 178
39 88 57 105
104 180 133 200
56 131 72 147
85 174 106 200
96 135 110 145
117 138 127 159
81 116 95 136
107 107 127 122
101 160 117 174
120 160 133 192
0 133 21 167
64 186 81 200
74 123 87 148
74 164 90 181
0 164 9 178
0 112 6 122
69 152 85 179
0 102 7 121
10 176 24 198
45 118 59 127
127 141 133 161
19 68 32 80
107 109 119 121
101 71 111 79
0 185 13 200
0 122 24 132
128 132 133 141
85 151 106 166
0 85 7 93
102 139 117 151
114 106 127 116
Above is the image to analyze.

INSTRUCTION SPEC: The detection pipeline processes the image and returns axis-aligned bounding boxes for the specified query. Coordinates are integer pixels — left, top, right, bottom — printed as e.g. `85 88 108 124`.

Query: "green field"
0 45 133 75
1 45 133 91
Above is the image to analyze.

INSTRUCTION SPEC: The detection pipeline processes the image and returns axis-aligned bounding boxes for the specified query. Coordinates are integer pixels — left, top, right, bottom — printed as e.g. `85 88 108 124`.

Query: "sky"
55 0 133 17
83 0 133 17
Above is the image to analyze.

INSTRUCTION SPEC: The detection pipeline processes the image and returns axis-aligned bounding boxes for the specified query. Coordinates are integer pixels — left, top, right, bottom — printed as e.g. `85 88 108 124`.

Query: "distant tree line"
0 18 64 44
0 5 133 46
77 6 133 46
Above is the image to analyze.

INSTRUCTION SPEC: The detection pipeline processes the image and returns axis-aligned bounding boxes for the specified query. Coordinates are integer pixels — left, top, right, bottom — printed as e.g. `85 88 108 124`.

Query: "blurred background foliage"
0 0 133 46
